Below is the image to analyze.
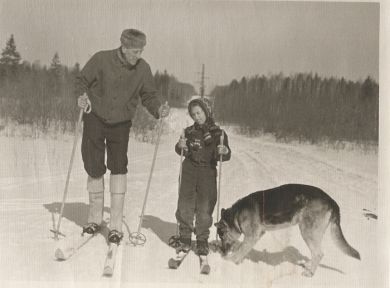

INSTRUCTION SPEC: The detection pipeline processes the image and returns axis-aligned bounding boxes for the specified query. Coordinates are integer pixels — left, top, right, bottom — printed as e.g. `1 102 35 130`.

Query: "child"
174 97 231 256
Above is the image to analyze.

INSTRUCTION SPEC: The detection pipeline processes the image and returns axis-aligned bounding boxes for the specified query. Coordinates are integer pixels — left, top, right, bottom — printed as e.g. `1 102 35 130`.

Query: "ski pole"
215 130 224 241
129 105 166 246
51 108 85 240
169 129 185 248
176 129 185 234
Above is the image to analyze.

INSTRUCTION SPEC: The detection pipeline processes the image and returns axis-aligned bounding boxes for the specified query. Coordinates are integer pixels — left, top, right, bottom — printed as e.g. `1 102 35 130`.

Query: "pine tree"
49 52 65 97
72 62 80 74
50 52 62 78
0 34 21 84
0 34 21 66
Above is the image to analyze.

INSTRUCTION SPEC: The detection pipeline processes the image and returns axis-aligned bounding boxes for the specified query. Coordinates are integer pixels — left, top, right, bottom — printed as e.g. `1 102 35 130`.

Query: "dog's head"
214 208 242 255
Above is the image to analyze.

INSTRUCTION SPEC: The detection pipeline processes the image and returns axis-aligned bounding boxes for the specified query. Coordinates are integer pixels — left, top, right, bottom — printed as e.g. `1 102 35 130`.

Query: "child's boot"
196 239 209 256
176 236 191 253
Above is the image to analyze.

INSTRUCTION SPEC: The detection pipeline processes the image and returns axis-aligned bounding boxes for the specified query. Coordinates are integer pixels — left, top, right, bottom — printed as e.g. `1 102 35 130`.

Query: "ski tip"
200 264 210 275
168 258 179 269
54 248 66 261
199 255 210 274
103 267 114 277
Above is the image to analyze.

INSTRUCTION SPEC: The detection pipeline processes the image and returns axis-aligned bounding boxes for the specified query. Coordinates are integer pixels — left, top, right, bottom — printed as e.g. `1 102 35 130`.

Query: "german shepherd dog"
214 184 360 277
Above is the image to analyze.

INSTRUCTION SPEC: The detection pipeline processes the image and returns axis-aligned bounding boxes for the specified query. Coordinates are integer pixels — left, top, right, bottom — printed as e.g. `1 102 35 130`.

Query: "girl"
174 97 231 255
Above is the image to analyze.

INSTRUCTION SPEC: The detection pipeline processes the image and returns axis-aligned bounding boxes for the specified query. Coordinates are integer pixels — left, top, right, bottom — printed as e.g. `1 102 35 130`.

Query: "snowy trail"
0 108 379 287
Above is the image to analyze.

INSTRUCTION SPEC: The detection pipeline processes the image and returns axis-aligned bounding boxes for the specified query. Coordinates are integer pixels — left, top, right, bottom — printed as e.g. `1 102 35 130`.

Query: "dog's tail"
330 203 361 260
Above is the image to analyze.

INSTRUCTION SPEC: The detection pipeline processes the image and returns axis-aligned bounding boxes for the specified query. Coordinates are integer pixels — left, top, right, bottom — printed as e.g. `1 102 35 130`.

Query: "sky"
0 0 380 93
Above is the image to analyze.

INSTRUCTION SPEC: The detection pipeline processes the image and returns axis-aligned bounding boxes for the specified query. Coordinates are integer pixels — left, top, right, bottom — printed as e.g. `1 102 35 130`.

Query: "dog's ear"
221 208 226 217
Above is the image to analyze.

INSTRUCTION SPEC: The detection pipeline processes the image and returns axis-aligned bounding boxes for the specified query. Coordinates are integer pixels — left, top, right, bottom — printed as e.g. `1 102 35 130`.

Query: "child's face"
190 105 207 125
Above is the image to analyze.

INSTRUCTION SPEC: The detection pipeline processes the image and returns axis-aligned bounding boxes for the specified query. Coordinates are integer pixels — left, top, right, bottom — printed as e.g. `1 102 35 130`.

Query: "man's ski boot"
108 229 124 245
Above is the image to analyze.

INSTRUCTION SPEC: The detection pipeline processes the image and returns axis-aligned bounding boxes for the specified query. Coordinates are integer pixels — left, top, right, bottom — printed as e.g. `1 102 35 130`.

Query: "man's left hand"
159 103 170 118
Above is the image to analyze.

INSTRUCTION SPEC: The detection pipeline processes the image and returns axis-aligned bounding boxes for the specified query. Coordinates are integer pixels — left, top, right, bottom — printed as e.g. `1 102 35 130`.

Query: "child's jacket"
175 123 231 167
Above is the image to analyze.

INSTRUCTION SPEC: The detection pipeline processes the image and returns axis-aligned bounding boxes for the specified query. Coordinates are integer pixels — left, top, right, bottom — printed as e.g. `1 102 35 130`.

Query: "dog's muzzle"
217 226 232 255
220 240 232 256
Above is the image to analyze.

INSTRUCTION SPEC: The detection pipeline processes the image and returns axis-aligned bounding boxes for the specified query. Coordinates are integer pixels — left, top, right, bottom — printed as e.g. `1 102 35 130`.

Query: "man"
76 28 169 244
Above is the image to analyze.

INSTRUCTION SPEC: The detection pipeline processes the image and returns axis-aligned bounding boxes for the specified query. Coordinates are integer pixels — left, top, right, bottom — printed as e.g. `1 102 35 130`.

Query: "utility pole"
197 64 208 100
200 64 205 99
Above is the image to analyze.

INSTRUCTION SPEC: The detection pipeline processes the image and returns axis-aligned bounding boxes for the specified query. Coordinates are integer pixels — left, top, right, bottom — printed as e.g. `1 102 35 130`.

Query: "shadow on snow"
42 205 343 274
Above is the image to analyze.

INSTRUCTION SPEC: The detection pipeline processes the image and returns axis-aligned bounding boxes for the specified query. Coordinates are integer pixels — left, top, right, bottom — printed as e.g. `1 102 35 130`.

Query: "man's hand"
77 93 91 113
159 103 170 118
217 145 229 155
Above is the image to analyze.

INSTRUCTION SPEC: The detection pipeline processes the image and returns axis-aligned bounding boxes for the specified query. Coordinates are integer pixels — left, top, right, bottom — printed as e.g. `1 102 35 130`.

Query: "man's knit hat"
120 29 146 49
188 97 213 120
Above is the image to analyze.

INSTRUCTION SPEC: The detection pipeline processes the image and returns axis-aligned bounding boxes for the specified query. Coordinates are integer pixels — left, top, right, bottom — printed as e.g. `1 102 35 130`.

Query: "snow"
0 108 380 288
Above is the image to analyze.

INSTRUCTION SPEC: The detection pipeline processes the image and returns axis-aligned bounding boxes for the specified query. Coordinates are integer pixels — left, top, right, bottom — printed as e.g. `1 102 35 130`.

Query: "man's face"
121 46 143 65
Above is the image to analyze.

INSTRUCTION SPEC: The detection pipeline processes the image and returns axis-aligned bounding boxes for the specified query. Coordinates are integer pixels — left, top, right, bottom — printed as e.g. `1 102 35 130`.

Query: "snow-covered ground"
0 108 380 288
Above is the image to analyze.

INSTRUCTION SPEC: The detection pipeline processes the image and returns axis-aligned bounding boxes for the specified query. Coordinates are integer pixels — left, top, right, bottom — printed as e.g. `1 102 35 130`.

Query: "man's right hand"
78 93 91 112
177 137 188 151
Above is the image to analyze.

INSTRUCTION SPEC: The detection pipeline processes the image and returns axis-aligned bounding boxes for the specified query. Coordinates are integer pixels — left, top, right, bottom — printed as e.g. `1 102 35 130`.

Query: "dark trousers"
175 159 217 242
81 112 131 178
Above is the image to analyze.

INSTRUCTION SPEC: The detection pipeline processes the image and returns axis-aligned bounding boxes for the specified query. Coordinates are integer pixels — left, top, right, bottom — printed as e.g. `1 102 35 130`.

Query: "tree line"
212 73 378 144
0 34 196 134
0 34 379 144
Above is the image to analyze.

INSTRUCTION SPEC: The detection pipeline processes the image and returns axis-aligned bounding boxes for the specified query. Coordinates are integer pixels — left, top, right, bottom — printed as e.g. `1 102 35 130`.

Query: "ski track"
0 108 379 287
231 135 377 214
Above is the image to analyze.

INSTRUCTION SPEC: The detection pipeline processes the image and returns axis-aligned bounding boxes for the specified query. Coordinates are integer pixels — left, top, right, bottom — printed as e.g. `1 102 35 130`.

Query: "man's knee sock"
87 176 104 225
109 174 127 232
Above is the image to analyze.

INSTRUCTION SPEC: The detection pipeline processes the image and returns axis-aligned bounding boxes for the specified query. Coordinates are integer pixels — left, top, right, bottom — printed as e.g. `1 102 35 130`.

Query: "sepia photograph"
0 0 387 287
